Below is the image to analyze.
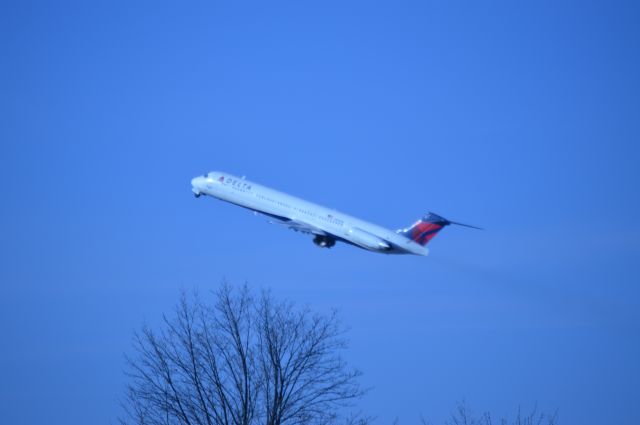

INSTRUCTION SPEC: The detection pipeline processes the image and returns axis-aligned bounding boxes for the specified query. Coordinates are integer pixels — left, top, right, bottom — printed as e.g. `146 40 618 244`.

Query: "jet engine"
313 235 336 248
346 227 391 251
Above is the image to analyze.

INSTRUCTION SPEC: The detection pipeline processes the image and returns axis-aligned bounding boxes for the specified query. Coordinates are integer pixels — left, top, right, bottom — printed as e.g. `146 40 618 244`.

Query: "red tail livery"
400 212 482 246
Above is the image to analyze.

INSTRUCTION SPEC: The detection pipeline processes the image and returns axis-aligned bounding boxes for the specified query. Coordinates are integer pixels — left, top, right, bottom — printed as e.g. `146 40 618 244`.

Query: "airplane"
191 171 480 256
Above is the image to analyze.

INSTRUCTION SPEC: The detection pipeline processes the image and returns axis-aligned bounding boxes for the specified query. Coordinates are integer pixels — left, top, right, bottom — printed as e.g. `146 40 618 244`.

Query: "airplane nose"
191 176 204 196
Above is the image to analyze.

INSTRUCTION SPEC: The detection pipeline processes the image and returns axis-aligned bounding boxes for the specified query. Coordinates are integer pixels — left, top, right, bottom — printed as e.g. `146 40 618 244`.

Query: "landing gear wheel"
313 235 336 248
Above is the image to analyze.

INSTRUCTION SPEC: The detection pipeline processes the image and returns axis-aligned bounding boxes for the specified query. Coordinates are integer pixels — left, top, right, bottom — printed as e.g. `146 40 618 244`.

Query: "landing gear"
194 192 201 198
313 235 336 248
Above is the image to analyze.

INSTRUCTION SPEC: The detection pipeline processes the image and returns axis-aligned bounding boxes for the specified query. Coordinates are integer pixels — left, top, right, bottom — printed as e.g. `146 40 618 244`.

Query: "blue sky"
1 1 639 424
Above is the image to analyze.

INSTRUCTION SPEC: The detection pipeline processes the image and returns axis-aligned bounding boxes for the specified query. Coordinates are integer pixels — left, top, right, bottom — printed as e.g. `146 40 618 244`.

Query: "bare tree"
120 284 366 425
440 401 558 425
406 401 558 425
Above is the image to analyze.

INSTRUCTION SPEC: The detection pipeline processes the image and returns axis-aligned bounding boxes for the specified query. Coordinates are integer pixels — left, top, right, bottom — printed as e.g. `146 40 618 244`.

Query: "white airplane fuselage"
191 171 429 256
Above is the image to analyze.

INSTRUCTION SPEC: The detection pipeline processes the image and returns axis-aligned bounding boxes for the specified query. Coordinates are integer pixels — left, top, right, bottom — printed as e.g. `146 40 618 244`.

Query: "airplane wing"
256 210 414 253
249 210 326 235
267 217 328 236
263 213 415 253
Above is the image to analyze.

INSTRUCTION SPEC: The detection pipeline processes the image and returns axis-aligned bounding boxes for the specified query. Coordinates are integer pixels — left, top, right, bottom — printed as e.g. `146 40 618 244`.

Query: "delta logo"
221 176 252 190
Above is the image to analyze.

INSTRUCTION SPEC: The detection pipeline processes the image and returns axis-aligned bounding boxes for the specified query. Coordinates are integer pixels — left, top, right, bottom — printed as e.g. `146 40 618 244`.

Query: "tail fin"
399 212 482 246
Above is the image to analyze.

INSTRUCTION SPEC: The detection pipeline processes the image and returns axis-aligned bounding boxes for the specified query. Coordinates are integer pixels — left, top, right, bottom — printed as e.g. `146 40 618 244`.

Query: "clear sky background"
2 1 639 424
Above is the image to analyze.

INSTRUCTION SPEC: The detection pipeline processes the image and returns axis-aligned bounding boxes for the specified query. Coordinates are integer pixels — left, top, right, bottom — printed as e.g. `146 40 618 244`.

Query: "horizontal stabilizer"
399 212 482 246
